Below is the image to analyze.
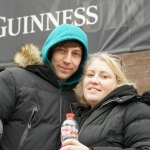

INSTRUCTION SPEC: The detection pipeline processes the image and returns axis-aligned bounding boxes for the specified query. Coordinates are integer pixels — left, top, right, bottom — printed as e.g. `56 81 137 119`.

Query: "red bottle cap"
66 113 75 118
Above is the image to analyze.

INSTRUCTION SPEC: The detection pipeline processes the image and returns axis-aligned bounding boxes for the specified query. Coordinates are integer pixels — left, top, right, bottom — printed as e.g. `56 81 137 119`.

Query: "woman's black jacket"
72 85 150 150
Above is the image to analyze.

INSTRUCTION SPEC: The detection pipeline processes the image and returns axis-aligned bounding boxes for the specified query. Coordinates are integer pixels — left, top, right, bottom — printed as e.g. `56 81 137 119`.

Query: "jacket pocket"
17 105 38 150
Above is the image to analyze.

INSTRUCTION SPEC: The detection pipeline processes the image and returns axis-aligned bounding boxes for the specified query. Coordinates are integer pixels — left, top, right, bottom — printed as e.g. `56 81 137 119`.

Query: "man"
0 24 88 150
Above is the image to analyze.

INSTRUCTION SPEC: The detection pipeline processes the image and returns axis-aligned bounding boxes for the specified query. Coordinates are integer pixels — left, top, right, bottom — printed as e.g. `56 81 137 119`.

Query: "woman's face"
83 58 117 108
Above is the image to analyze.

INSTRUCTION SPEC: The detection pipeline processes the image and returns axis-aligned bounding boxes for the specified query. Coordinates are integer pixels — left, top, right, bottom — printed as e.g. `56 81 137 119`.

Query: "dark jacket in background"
72 85 150 150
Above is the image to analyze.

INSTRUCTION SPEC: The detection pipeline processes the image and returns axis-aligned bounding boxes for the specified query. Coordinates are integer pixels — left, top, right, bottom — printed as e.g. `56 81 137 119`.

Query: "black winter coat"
72 85 150 150
0 66 77 149
0 66 75 150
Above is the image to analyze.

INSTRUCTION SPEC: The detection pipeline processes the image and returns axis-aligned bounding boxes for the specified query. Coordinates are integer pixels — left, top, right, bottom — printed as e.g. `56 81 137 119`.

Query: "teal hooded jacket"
41 24 88 88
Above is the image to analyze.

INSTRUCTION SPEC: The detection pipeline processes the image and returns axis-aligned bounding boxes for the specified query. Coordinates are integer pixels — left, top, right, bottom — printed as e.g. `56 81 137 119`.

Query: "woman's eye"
101 75 107 79
87 74 93 77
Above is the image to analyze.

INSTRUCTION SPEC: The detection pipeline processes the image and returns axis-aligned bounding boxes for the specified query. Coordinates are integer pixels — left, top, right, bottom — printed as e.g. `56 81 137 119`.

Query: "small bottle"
61 113 78 143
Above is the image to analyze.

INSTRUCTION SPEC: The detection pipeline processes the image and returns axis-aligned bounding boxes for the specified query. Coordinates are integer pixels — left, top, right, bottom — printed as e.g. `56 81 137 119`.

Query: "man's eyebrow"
56 47 66 50
73 49 82 52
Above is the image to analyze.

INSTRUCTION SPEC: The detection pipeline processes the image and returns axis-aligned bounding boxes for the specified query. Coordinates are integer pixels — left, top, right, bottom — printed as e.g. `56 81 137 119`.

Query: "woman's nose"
90 76 100 84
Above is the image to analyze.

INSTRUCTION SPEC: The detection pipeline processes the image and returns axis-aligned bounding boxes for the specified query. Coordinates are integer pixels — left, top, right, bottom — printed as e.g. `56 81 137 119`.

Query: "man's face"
51 44 82 83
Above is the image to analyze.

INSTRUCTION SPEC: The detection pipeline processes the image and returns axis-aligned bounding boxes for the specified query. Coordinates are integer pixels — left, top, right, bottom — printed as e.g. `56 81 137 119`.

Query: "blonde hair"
74 52 136 107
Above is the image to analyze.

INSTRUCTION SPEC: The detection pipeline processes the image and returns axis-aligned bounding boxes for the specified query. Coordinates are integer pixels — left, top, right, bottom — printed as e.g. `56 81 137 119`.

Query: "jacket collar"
72 85 139 116
25 64 76 90
88 85 138 111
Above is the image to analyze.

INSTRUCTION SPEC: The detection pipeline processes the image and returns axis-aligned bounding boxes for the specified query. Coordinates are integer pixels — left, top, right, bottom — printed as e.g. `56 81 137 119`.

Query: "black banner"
0 0 150 69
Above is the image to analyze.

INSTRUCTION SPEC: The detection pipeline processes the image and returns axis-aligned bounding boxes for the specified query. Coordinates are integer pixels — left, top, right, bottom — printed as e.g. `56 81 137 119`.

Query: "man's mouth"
59 66 72 70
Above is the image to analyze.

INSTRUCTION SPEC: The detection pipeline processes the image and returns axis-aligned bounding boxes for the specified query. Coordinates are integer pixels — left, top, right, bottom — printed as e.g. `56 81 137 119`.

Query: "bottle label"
61 125 78 138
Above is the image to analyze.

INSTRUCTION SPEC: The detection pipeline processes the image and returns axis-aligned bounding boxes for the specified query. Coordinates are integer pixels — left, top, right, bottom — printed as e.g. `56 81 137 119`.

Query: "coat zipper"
79 99 115 135
17 105 38 150
59 89 63 123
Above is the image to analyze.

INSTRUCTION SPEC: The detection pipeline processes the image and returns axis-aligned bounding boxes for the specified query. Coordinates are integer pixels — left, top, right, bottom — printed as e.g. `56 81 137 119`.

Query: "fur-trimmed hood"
13 24 88 88
14 43 43 68
13 42 84 88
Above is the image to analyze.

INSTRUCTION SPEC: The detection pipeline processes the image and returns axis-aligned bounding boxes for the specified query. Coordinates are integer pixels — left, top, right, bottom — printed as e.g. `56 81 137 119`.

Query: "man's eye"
73 52 81 57
58 49 65 53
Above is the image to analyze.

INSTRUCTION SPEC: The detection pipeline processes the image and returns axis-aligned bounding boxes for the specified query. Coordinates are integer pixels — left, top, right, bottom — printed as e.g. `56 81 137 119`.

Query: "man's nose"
63 52 71 63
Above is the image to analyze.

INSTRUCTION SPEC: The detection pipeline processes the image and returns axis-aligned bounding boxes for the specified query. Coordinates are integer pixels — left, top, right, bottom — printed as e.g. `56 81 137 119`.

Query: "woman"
60 52 150 150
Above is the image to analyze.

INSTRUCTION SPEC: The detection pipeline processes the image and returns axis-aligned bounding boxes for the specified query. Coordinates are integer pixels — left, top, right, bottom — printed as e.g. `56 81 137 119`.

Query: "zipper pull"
28 105 38 130
31 105 38 123
28 123 31 130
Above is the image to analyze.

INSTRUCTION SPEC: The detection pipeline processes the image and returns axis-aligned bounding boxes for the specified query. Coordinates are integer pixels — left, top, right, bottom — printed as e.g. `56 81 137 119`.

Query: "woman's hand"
60 139 89 150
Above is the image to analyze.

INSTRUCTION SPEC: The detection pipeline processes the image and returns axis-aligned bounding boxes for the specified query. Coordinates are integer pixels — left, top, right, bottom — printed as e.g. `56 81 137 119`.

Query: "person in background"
0 24 88 150
60 52 150 150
